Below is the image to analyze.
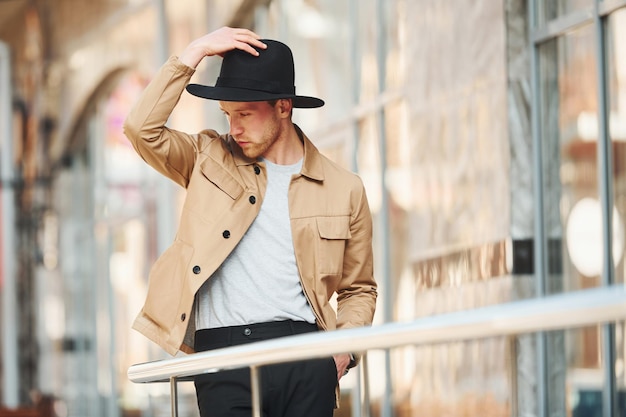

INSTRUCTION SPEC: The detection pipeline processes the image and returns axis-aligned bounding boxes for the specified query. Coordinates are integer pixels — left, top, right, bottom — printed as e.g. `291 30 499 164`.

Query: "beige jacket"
123 57 377 356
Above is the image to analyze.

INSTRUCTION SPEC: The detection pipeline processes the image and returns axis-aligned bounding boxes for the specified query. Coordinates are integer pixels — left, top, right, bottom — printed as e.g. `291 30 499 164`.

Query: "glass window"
539 0 592 24
607 8 626 286
383 99 411 289
315 123 353 170
356 0 379 104
538 20 625 416
539 24 601 292
383 0 404 92
314 0 354 120
357 114 382 215
607 11 626 415
256 0 354 132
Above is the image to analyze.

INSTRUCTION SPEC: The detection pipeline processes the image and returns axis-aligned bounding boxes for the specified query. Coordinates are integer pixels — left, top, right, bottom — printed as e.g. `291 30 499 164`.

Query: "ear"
277 99 293 118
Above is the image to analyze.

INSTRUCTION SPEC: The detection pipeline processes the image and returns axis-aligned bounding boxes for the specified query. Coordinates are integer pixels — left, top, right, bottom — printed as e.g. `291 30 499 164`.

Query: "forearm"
335 256 377 330
336 182 377 330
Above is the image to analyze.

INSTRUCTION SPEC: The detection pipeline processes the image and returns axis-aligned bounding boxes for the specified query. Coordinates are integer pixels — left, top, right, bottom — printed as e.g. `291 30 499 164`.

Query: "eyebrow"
219 105 255 113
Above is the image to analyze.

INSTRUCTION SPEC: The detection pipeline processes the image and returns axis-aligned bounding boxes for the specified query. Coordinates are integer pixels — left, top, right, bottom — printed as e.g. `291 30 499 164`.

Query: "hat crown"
216 40 296 95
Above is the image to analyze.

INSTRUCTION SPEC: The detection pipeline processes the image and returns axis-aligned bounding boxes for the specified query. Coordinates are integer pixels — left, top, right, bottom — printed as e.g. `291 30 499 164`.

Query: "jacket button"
192 265 201 274
249 195 256 204
254 165 261 175
181 313 186 322
243 328 251 336
222 230 231 239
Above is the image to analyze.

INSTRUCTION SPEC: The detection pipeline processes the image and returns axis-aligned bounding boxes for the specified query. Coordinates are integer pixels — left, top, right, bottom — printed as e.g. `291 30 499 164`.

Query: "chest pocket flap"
199 158 244 200
316 216 352 239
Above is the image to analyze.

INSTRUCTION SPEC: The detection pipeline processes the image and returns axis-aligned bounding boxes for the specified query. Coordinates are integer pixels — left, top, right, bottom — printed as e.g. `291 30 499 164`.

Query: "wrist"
348 353 357 368
178 46 207 69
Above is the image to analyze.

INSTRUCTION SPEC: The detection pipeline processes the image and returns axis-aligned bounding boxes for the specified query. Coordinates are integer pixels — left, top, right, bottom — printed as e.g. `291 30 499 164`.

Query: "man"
124 27 377 417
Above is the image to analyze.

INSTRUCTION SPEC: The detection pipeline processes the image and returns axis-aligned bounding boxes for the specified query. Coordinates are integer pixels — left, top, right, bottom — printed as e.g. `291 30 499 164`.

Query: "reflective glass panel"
256 0 353 131
539 24 601 291
538 22 620 416
384 0 404 91
607 9 626 414
539 0 592 24
387 0 511 415
607 8 626 286
356 0 379 104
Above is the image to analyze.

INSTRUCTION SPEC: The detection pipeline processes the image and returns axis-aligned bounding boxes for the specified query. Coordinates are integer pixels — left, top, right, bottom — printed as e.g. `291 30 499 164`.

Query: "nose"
229 118 243 137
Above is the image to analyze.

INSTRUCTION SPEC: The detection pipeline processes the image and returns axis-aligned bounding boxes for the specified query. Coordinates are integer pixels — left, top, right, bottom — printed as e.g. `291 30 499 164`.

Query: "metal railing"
128 285 626 417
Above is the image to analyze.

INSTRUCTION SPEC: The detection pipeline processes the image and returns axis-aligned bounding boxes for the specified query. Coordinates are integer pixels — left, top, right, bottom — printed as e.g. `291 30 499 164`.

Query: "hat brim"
186 84 324 109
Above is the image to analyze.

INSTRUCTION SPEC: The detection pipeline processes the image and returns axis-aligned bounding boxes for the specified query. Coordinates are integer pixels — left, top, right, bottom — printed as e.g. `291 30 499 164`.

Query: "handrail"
129 285 626 383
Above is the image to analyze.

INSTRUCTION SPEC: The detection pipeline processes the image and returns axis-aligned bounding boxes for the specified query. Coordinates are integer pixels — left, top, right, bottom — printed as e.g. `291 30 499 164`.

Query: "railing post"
169 377 179 417
0 40 19 409
360 353 372 417
250 366 262 417
352 366 362 416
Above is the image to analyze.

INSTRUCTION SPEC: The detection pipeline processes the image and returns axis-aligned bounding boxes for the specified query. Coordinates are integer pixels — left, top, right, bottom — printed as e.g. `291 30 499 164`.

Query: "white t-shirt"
195 157 316 329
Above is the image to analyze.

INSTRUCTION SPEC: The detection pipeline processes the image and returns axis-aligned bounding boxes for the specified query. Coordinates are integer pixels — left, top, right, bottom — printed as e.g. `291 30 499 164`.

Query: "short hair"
267 99 293 117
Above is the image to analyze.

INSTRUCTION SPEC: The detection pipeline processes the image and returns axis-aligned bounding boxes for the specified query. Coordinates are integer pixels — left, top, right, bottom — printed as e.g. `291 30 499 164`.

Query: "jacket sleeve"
123 56 216 188
335 178 377 330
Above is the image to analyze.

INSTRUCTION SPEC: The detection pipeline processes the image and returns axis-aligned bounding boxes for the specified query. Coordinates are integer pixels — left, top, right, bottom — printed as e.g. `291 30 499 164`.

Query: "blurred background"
0 0 625 416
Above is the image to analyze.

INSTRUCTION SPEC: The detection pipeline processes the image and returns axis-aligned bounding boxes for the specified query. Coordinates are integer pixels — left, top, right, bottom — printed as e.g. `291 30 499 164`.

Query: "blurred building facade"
0 0 625 416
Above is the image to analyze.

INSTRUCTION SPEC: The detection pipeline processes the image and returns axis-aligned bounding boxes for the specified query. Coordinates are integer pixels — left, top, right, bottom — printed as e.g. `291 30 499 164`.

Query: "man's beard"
237 121 280 159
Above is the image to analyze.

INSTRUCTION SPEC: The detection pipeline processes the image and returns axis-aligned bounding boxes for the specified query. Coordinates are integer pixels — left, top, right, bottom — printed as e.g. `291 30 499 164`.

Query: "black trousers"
194 320 337 417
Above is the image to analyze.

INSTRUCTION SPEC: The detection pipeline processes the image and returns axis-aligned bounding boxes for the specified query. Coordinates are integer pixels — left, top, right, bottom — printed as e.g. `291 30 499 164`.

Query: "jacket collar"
230 124 325 181
296 125 324 181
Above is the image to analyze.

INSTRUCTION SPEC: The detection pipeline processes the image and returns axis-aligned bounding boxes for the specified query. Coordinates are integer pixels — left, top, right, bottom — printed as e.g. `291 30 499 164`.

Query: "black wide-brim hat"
186 39 324 108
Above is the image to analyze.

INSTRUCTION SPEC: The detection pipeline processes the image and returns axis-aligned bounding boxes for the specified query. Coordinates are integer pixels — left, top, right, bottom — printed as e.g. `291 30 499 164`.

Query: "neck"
263 123 303 165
